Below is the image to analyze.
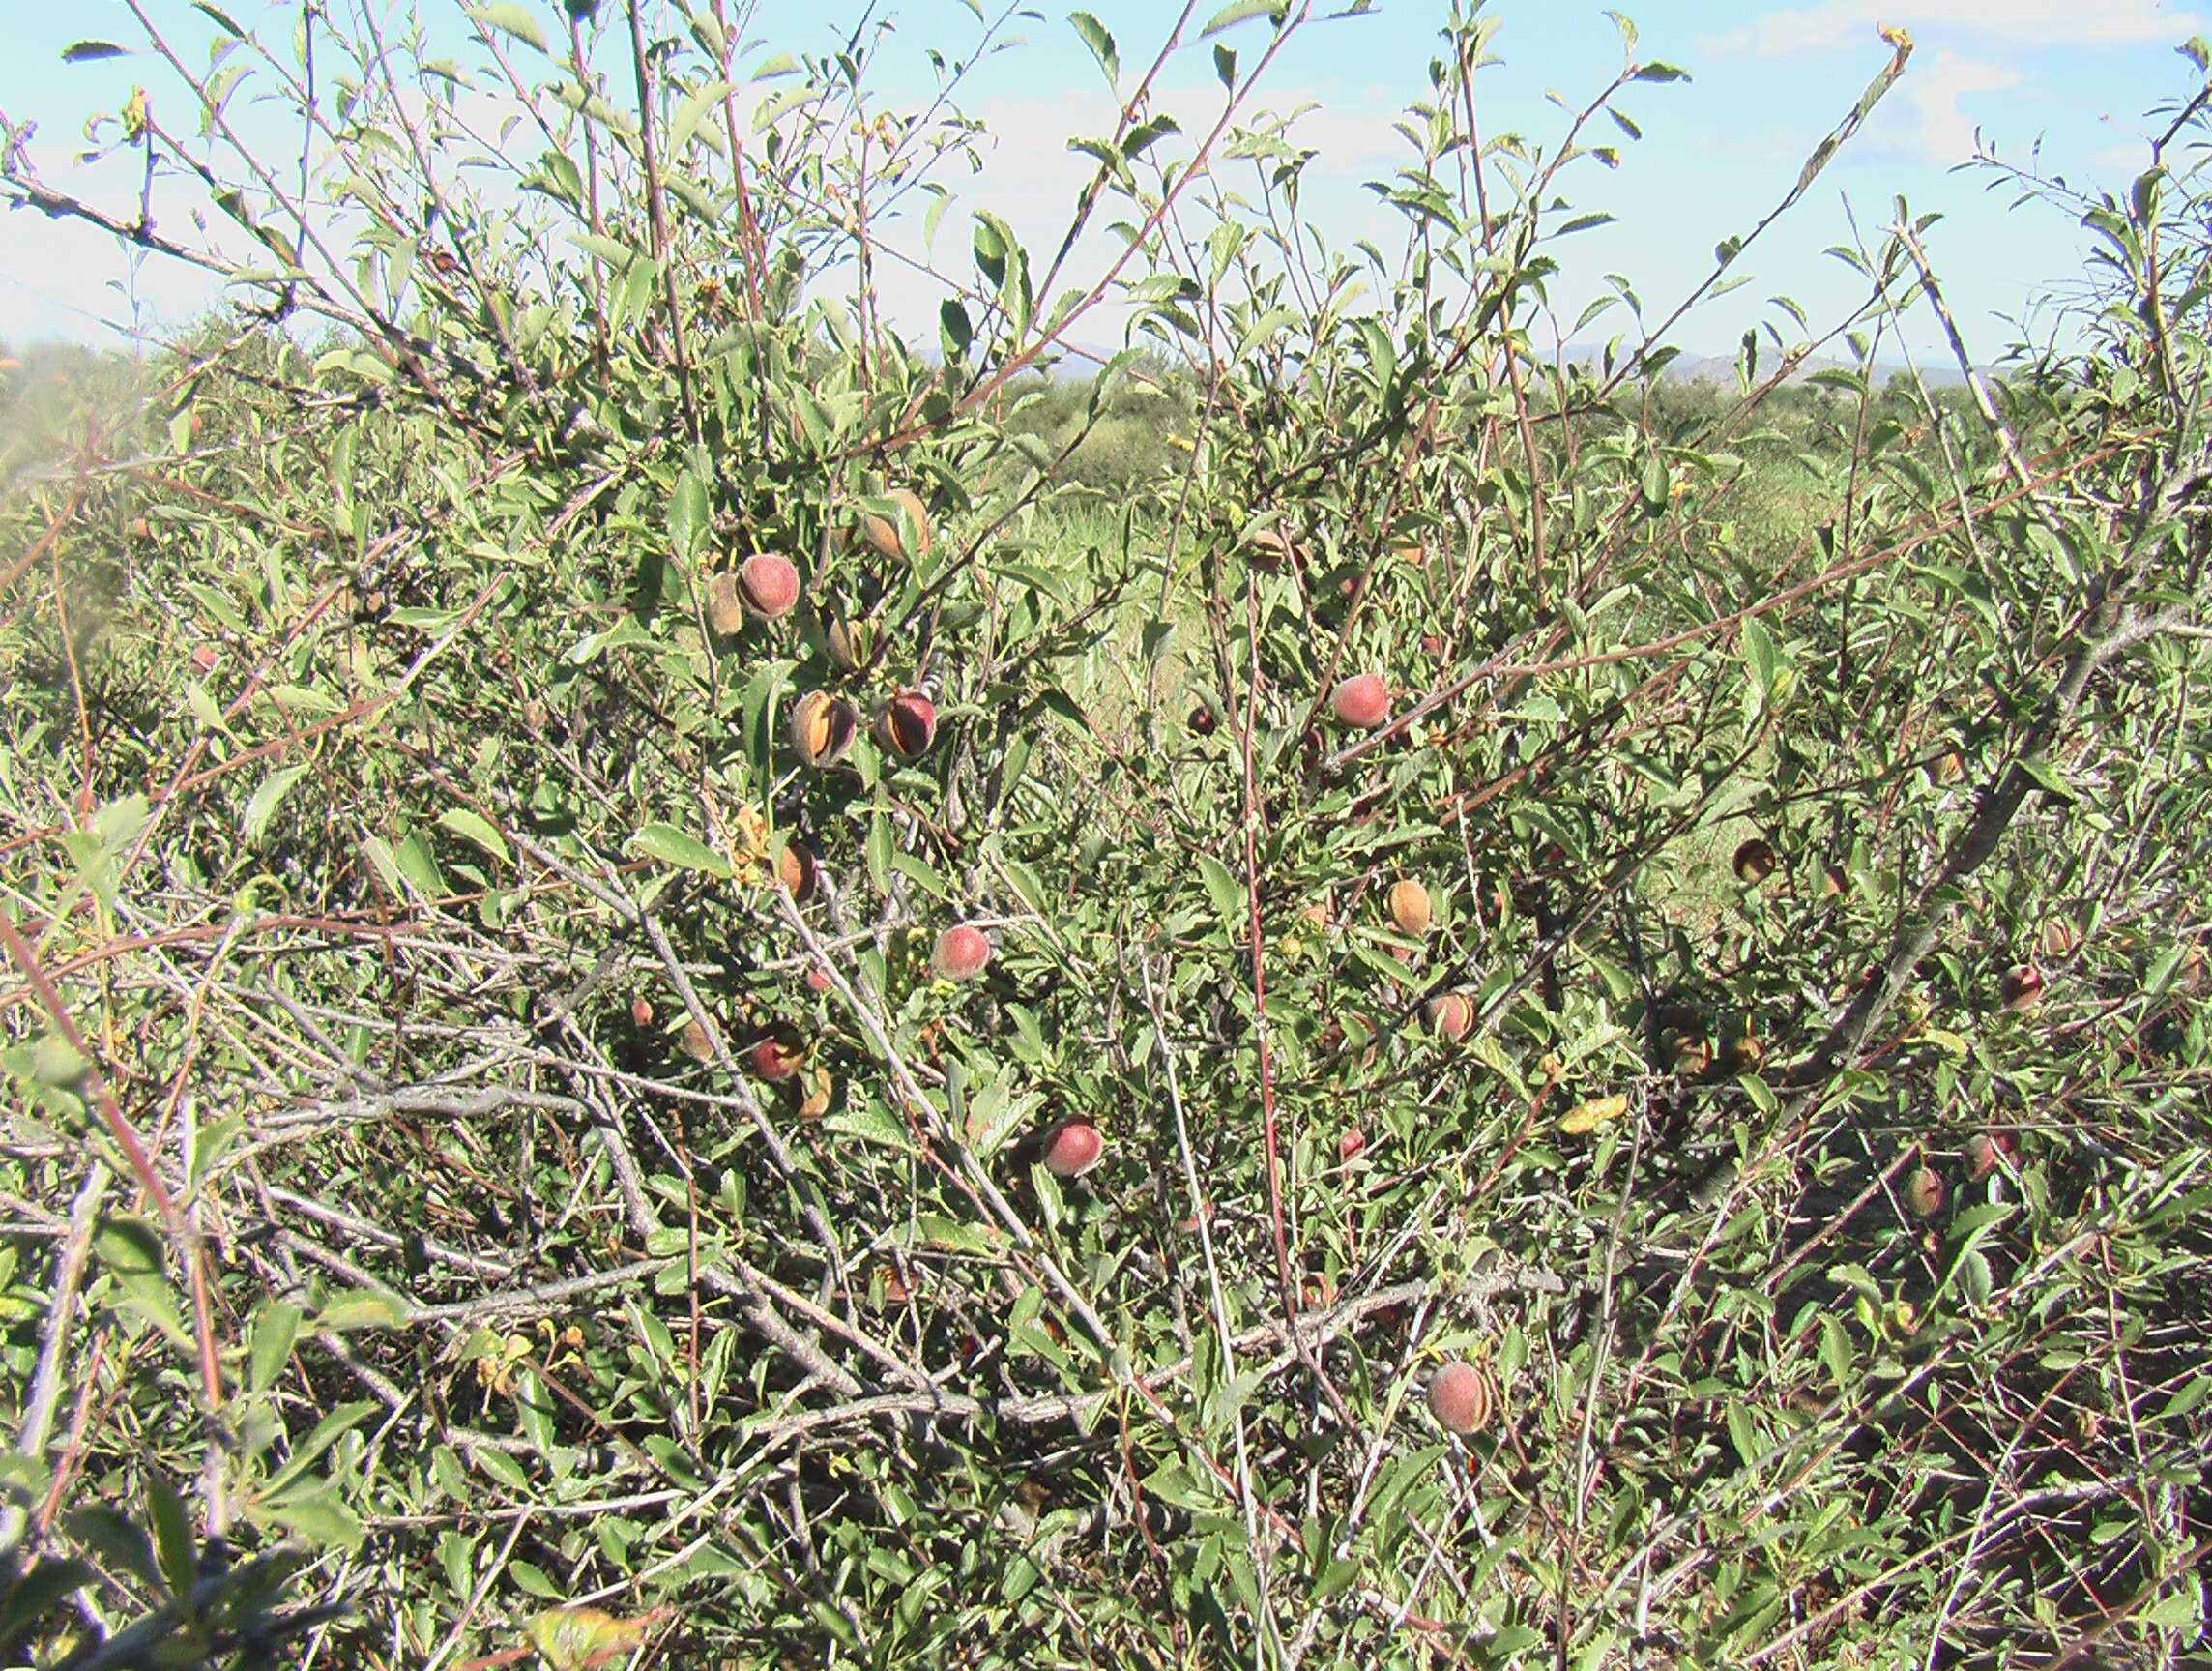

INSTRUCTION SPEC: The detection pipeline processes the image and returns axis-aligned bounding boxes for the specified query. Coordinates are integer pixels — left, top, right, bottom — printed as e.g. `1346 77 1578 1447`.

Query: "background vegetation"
1 2 2208 1667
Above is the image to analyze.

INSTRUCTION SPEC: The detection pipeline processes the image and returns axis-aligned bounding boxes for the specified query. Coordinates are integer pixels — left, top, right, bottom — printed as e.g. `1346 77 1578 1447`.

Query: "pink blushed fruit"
1040 1119 1104 1178
1426 1361 1494 1434
1330 674 1390 730
874 690 938 760
750 1035 804 1083
1424 992 1474 1042
933 924 993 982
1999 964 2045 1012
738 552 801 620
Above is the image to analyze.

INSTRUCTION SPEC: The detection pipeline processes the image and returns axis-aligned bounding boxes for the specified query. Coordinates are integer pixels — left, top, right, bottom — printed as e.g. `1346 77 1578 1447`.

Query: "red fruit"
1040 1119 1104 1178
1426 1361 1493 1434
1188 705 1218 736
1424 992 1474 1042
1732 838 1777 884
1419 633 1447 659
738 552 801 620
804 966 833 994
750 1035 804 1083
933 923 992 982
874 690 937 759
631 997 655 1029
1965 1131 2016 1180
1338 1128 1367 1163
1330 674 1390 730
1999 964 2045 1011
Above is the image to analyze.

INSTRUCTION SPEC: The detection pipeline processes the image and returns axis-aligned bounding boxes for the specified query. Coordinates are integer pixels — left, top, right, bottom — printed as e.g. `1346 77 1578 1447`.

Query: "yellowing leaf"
1558 1093 1629 1135
524 1606 655 1671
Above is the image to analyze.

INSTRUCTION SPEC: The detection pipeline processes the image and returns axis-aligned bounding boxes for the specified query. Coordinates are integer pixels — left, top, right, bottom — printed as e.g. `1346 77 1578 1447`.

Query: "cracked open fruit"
790 691 859 769
874 690 937 760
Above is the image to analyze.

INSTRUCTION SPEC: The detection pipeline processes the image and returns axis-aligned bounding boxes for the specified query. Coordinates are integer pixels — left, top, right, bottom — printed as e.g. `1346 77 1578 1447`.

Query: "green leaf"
628 822 734 878
243 763 309 845
0 1559 97 1645
1068 11 1119 87
191 3 247 39
262 1401 377 1497
147 1475 196 1602
62 41 131 62
1196 853 1244 928
1200 0 1277 37
668 468 711 563
466 2 547 54
437 807 511 866
247 1301 304 1393
315 1289 408 1332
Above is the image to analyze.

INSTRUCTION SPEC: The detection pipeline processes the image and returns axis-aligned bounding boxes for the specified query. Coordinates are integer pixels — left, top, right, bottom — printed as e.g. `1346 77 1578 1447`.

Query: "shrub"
2 7 2209 1667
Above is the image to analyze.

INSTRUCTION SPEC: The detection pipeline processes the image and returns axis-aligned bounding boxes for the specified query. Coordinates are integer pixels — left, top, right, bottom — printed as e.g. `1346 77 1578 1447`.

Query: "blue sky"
1 0 2204 362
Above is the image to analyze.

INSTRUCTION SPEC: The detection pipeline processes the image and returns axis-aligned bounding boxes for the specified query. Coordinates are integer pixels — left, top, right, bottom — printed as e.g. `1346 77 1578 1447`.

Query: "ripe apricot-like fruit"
1999 964 2044 1012
1040 1119 1104 1178
804 965 833 994
1338 1128 1367 1163
933 924 992 982
738 552 801 620
1387 879 1432 936
631 997 655 1029
860 488 931 562
705 571 747 636
1906 1165 1947 1218
1732 837 1777 885
874 690 937 759
776 839 818 902
750 1034 804 1083
790 691 859 768
1426 1361 1494 1434
1331 674 1390 730
1425 992 1474 1042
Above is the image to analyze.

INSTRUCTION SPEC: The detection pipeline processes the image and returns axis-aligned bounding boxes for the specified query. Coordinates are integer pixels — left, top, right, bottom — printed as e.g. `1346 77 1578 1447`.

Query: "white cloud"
1898 48 2024 162
1707 0 2204 59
